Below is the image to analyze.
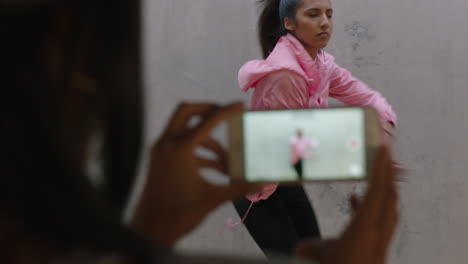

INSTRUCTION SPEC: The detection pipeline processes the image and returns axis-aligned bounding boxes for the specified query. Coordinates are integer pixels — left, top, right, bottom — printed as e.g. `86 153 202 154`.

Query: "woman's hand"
381 121 407 180
382 121 395 144
131 102 262 247
295 145 399 264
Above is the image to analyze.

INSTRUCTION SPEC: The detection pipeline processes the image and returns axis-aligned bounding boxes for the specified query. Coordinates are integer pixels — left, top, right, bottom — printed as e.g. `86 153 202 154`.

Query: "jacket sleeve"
250 71 309 110
328 63 397 126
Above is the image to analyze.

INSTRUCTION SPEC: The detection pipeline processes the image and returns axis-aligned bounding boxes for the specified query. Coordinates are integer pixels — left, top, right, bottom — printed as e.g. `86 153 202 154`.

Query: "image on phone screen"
242 108 366 182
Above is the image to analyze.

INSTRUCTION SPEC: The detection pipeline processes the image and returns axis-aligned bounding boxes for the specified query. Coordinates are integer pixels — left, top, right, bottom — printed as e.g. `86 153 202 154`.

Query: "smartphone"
228 107 382 183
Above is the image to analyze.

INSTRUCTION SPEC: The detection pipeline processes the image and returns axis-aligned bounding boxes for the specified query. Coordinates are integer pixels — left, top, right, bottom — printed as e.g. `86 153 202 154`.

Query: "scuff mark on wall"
344 21 376 51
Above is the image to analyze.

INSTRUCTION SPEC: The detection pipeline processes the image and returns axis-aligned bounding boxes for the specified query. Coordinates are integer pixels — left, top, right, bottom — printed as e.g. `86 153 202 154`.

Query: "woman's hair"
1 0 153 262
258 0 303 58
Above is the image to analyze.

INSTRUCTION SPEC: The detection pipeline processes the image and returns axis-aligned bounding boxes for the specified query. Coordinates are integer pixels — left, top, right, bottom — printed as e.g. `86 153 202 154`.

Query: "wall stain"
344 21 376 51
344 21 380 69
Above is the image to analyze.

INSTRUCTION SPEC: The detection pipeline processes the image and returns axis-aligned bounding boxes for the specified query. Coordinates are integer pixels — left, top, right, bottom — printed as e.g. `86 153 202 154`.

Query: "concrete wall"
139 0 468 263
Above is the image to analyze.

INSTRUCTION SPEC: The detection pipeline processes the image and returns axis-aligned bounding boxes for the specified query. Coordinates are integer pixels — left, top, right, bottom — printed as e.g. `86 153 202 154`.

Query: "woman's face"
285 0 334 52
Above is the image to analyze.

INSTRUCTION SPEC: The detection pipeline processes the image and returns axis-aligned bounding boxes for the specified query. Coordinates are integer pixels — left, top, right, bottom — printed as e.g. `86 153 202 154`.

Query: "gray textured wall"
137 0 468 263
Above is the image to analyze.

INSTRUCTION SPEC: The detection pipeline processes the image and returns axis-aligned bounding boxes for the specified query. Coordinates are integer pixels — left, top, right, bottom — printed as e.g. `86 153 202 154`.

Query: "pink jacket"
239 34 397 203
290 135 317 165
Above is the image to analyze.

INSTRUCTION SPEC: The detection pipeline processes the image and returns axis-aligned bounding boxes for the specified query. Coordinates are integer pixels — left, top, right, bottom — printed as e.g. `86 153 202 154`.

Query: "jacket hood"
238 34 334 92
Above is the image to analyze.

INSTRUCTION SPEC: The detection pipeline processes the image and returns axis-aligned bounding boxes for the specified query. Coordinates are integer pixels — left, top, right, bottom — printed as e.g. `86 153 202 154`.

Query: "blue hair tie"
279 0 299 32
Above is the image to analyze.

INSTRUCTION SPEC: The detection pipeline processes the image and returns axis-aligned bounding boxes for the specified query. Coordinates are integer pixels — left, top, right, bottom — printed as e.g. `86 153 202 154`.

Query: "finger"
391 161 409 182
200 137 227 168
375 166 399 261
393 162 409 180
196 157 226 174
393 161 408 171
380 160 399 224
190 102 243 145
380 185 398 241
359 145 393 220
163 103 219 136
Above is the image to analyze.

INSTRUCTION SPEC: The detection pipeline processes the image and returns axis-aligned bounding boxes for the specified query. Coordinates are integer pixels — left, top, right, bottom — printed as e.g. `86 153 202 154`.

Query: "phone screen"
242 108 367 182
